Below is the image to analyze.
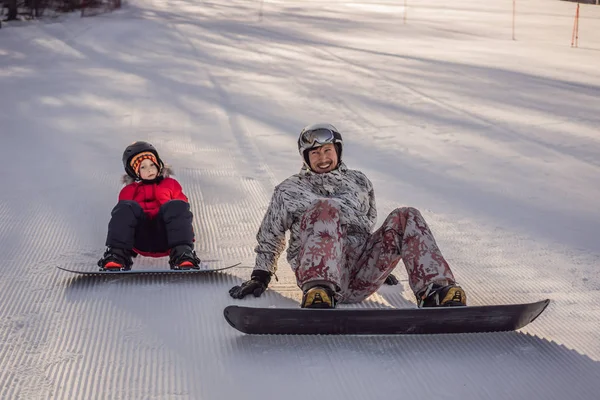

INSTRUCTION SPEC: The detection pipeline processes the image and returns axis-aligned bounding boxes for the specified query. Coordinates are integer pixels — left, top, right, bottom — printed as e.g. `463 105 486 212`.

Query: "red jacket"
119 177 188 219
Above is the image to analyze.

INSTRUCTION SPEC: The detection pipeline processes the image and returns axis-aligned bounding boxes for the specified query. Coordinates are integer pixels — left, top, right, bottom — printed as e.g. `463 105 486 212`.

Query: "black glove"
384 273 399 285
229 270 272 299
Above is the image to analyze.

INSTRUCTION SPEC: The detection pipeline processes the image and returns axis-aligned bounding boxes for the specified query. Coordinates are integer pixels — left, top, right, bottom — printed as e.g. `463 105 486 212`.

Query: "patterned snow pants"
295 199 456 303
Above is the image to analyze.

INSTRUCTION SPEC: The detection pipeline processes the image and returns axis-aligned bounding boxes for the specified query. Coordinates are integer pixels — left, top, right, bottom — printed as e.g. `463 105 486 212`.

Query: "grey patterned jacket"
253 162 377 275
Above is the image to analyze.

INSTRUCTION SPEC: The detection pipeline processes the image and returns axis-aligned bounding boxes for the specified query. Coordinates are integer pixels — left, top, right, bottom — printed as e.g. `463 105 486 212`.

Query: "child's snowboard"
57 262 241 276
223 299 550 335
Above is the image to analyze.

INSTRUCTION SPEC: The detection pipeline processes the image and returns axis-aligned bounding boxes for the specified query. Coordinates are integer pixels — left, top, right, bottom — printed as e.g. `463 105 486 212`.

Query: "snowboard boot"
301 285 337 309
98 247 134 271
169 245 201 270
417 282 467 308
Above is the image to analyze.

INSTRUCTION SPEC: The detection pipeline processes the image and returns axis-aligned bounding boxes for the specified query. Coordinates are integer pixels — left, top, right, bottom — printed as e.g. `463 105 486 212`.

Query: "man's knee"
301 199 341 226
306 199 341 214
391 206 421 218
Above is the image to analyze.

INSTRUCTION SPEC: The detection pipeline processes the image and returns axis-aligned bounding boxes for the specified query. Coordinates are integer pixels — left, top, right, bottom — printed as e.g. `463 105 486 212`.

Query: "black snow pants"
105 200 195 254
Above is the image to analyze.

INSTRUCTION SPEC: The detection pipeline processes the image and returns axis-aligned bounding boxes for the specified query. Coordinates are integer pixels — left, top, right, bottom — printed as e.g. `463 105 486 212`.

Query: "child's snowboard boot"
169 245 201 270
98 247 134 271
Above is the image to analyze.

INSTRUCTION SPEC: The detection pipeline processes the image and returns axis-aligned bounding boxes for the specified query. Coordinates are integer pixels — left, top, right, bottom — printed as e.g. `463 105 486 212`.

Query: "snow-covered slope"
1 1 599 398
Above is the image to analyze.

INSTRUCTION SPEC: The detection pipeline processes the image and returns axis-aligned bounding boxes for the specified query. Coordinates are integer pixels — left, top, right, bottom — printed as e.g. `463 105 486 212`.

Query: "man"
229 123 466 309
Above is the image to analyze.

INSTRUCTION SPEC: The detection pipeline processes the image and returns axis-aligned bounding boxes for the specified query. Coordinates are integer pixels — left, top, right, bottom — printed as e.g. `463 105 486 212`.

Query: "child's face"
139 159 158 180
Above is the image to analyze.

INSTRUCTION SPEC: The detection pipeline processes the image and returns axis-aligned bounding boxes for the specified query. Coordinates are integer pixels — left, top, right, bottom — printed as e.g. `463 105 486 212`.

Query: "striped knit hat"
130 151 159 177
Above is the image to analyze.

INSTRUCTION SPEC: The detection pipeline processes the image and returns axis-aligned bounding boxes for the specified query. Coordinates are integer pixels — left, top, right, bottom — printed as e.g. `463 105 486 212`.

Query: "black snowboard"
223 299 550 335
57 262 241 276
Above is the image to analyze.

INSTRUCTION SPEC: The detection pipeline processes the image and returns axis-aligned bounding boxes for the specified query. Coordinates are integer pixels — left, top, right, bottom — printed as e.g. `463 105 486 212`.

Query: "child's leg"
100 200 145 269
343 207 455 303
158 200 199 268
106 200 145 250
158 200 194 248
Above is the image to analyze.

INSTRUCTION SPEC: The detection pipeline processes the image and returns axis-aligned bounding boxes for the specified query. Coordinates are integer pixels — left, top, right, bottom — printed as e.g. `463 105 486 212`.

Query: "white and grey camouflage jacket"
253 162 377 275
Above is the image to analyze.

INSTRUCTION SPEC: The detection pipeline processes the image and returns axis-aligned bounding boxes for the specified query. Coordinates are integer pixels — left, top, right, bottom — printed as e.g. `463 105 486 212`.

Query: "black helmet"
122 141 164 179
297 123 343 168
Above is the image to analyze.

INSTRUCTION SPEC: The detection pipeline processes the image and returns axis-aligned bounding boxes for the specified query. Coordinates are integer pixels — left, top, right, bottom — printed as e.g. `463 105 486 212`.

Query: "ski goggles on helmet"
299 128 339 149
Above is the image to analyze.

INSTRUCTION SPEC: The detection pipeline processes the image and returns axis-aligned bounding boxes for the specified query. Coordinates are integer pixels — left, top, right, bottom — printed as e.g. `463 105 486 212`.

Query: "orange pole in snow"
571 3 580 48
512 0 516 40
259 0 264 21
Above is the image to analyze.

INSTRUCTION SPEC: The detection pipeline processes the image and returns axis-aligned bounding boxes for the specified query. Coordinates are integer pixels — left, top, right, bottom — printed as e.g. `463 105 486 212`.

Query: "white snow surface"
1 0 600 398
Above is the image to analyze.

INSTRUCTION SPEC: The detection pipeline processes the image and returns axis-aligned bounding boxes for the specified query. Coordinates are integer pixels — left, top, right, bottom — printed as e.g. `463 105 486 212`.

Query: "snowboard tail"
57 262 241 276
224 299 550 335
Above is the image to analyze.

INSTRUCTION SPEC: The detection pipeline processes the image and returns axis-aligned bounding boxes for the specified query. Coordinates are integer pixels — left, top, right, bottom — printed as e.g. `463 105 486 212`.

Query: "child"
98 141 201 271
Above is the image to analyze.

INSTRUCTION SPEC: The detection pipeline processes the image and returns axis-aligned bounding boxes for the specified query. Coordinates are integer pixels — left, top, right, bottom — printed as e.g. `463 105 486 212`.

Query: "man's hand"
384 273 399 285
229 270 272 299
